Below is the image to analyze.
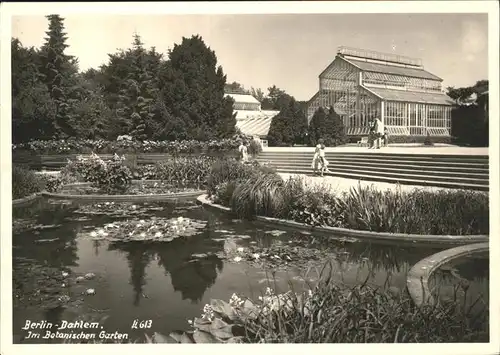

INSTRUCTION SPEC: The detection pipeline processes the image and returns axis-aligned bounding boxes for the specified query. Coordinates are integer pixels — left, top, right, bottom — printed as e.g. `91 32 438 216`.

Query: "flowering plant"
12 139 241 155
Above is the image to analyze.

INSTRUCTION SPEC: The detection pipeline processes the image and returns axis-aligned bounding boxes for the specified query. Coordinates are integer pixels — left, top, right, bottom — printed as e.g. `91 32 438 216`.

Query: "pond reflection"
12 198 483 343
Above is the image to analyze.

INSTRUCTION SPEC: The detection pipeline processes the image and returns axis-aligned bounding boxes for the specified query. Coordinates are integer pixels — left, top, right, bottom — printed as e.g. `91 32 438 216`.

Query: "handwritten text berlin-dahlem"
22 320 100 330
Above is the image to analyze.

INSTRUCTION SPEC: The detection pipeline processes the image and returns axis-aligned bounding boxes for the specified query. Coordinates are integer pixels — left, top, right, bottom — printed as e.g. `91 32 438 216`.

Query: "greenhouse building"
306 46 454 140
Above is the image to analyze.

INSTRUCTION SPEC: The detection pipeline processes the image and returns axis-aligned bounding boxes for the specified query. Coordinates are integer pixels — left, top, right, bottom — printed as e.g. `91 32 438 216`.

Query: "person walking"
238 140 249 163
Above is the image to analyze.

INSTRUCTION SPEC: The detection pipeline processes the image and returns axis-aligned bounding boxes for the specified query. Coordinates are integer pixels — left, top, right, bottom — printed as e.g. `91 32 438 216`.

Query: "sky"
11 13 488 101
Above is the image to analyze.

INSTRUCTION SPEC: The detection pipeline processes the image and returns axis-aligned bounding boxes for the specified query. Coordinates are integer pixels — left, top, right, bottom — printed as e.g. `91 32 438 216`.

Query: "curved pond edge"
42 189 205 202
196 194 489 246
12 193 43 207
406 242 489 307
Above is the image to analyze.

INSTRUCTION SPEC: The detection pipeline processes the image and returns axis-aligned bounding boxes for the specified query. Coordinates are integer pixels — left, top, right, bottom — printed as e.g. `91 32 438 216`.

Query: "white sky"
11 12 488 100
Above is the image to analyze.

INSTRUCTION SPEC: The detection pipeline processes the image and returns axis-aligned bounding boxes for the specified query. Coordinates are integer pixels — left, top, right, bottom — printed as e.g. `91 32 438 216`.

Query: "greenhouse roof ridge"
337 46 423 68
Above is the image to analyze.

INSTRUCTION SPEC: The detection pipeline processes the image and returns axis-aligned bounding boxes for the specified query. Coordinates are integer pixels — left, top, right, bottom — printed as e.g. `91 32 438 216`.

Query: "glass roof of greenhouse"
362 86 454 105
235 110 279 137
344 58 442 81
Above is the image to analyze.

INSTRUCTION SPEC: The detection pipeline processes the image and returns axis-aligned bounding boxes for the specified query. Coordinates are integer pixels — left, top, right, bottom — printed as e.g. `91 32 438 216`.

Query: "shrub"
162 276 488 343
230 173 287 219
12 138 241 155
206 159 256 196
340 184 407 233
213 181 239 206
424 132 434 146
247 139 263 157
12 165 46 199
150 157 216 188
285 177 344 227
63 153 132 193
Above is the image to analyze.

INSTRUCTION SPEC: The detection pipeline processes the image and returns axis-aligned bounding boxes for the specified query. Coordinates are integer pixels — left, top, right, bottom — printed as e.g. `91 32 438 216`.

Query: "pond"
429 251 489 316
12 198 469 343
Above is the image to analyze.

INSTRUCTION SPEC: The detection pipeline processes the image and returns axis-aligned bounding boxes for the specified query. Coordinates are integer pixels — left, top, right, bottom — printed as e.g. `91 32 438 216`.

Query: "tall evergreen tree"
12 38 56 142
114 34 159 141
39 14 77 138
308 107 327 145
308 106 346 146
267 98 307 146
160 35 236 140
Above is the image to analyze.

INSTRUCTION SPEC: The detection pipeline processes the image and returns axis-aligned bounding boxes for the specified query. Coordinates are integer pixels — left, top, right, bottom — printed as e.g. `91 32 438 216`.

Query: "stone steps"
257 151 489 191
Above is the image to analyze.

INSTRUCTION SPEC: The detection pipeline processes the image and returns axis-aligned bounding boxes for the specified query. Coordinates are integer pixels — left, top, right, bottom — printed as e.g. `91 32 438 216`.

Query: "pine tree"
308 107 327 145
267 98 306 146
115 34 159 141
325 106 346 146
12 38 56 142
161 35 236 140
39 14 77 138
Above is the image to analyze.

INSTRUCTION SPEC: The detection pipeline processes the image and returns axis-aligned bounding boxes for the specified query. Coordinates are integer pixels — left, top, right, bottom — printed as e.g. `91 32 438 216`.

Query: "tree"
325 106 346 147
261 85 293 111
224 81 248 94
159 35 236 140
11 38 56 142
267 98 308 146
250 87 265 103
39 14 78 138
111 34 160 140
308 107 327 145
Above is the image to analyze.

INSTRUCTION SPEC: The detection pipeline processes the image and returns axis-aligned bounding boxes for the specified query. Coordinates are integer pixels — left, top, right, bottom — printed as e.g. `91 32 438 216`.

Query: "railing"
338 46 423 68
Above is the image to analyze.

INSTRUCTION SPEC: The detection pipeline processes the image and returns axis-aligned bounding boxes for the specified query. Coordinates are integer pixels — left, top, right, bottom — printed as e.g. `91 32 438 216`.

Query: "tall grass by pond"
64 270 489 343
211 170 489 235
12 165 49 199
182 273 488 343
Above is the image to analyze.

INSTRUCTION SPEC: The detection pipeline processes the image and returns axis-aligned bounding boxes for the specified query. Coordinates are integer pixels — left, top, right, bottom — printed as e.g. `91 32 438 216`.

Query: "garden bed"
197 194 488 246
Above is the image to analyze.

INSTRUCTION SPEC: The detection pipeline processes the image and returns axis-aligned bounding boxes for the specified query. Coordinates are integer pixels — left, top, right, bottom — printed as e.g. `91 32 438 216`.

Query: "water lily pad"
82 217 207 243
215 229 234 234
233 234 251 240
265 230 287 237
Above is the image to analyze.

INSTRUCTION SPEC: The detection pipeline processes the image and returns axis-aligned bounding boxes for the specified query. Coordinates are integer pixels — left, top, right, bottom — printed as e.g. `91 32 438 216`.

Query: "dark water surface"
12 198 469 343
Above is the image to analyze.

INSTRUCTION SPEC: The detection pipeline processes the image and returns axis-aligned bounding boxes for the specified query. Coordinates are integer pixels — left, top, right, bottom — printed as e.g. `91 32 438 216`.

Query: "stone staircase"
256 150 489 191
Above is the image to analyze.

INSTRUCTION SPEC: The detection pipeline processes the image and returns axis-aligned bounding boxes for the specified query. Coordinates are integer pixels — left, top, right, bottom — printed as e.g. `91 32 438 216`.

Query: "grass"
12 165 48 199
238 277 488 343
213 170 489 235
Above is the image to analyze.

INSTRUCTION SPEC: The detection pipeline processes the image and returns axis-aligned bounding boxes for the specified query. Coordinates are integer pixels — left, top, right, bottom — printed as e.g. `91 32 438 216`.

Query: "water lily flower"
140 232 146 238
187 319 193 325
155 232 163 238
62 272 69 278
131 205 137 210
237 247 244 253
252 253 260 259
62 283 66 287
233 256 242 262
136 224 142 228
105 202 110 205
85 288 96 295
90 231 98 238
140 220 146 224
84 272 96 280
97 229 106 236
308 289 313 298
177 217 184 223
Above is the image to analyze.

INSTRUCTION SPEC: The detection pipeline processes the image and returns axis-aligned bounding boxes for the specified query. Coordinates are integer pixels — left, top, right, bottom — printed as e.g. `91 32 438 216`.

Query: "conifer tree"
39 14 77 138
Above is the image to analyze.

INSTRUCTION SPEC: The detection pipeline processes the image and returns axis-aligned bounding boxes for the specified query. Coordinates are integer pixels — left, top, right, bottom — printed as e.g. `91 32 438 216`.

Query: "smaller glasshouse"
306 46 454 141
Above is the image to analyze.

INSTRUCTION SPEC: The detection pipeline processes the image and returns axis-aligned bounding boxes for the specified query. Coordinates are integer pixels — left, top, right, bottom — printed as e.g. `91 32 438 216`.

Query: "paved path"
278 172 465 194
265 145 489 156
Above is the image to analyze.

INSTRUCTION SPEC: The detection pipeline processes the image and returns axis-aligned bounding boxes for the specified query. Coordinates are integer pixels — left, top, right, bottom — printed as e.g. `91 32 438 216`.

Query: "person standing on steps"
368 119 376 149
374 117 384 149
